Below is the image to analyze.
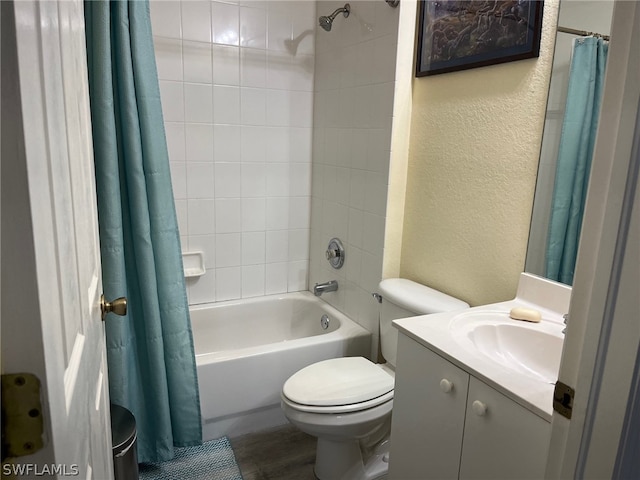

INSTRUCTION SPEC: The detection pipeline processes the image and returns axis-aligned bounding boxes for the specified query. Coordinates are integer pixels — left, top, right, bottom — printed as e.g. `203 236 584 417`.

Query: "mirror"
525 0 614 284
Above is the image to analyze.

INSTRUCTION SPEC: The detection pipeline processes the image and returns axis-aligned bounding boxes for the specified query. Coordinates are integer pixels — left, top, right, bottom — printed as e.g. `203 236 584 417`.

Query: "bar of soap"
509 307 542 323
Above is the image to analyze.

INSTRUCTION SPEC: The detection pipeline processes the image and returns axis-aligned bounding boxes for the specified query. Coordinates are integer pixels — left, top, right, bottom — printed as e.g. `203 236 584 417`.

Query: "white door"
545 0 640 477
2 1 114 478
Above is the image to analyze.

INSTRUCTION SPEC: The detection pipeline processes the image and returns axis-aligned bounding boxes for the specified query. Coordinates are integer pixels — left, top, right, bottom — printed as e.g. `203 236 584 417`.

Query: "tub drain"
320 314 330 330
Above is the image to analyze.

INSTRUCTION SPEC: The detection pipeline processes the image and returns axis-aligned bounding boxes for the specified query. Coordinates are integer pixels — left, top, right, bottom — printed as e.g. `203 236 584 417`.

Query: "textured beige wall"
399 1 560 306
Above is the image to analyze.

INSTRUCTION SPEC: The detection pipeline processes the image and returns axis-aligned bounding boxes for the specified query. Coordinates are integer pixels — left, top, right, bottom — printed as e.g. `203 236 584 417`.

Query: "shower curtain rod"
557 25 610 41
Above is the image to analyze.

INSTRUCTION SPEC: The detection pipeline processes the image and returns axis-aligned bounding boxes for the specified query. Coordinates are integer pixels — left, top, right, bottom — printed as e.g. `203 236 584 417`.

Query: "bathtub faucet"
314 280 338 296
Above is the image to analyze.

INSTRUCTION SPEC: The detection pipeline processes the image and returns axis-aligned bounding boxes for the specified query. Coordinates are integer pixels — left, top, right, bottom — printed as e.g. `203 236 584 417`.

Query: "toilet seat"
282 357 394 414
282 390 393 414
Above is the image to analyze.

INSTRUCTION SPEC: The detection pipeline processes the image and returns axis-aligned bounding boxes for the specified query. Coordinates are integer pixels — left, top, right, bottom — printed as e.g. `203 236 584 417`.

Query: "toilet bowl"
282 357 394 480
281 279 470 480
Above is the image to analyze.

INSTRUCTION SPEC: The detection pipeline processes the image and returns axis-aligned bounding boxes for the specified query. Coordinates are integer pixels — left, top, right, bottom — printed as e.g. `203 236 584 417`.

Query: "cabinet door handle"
472 400 488 416
439 378 453 393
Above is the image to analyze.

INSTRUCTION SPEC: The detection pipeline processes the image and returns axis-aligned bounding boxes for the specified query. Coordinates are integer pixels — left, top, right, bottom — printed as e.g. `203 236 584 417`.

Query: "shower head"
319 15 333 31
319 3 350 32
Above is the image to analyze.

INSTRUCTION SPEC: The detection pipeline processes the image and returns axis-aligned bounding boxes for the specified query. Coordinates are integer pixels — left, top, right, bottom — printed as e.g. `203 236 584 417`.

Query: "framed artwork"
416 0 544 76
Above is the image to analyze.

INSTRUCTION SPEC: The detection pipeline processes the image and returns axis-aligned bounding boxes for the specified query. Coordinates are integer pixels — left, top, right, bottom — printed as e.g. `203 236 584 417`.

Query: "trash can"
111 404 139 480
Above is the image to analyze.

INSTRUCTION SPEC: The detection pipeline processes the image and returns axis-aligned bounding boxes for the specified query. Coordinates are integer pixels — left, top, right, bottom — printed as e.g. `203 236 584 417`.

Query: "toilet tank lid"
378 278 469 314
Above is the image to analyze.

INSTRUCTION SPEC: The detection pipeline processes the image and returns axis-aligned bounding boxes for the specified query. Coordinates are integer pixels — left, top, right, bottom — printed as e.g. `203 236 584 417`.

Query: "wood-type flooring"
231 424 317 480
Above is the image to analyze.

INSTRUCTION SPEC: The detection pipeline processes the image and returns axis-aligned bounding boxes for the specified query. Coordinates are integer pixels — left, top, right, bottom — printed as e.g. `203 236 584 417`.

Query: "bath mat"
139 437 243 480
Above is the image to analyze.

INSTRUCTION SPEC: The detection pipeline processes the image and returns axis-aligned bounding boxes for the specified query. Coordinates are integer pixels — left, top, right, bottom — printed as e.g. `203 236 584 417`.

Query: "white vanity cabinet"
389 333 469 479
459 377 550 479
389 333 551 480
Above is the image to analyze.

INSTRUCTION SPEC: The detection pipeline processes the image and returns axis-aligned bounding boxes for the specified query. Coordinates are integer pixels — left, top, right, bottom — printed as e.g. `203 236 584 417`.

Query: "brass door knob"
100 295 127 321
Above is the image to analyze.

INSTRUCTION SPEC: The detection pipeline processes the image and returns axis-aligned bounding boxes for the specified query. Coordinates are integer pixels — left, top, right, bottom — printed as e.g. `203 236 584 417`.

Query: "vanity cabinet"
389 333 469 479
389 333 551 480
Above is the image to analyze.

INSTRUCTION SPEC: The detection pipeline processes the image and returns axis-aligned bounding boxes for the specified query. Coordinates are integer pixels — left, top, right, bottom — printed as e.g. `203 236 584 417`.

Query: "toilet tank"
378 279 469 367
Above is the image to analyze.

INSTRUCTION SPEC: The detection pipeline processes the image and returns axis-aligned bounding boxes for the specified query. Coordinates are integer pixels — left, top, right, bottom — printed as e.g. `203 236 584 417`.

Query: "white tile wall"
153 0 399 355
309 1 399 358
151 0 315 304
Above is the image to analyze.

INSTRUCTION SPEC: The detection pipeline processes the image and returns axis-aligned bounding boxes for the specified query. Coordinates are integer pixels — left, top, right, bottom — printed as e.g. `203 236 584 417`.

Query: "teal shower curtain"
84 0 201 462
545 37 609 285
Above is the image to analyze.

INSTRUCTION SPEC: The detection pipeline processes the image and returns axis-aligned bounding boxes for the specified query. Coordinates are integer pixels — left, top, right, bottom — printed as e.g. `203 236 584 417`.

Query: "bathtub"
191 291 371 441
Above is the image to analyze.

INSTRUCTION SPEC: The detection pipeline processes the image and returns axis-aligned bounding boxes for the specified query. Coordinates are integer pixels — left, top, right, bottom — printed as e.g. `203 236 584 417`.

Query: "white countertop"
392 274 572 422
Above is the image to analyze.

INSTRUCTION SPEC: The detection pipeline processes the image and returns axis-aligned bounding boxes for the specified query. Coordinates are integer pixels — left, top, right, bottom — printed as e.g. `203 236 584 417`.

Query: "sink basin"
450 311 564 384
469 324 563 383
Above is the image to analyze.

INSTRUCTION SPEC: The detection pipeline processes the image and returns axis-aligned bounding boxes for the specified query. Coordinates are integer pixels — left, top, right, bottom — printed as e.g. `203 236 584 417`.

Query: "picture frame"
416 0 544 77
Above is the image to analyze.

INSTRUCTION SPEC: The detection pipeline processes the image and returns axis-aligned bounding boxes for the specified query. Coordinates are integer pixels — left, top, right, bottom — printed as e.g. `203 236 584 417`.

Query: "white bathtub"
191 291 371 441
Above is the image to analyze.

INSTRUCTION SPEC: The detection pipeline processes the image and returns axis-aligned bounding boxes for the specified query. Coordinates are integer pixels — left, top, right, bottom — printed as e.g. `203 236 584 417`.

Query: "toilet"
281 278 470 480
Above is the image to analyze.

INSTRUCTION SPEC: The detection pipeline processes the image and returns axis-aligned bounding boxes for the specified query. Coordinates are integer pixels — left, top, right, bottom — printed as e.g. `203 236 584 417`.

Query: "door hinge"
553 380 575 419
1 373 45 461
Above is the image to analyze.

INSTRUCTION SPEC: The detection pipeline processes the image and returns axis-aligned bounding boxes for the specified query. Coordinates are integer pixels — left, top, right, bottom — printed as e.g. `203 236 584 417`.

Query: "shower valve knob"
325 238 345 269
